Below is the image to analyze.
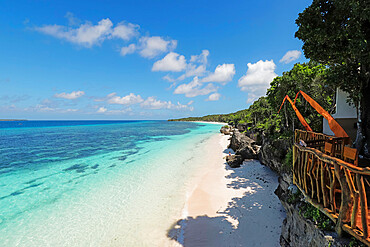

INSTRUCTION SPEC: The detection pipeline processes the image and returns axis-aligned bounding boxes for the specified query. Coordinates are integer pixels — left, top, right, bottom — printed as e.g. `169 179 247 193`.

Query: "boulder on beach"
226 154 243 168
220 125 232 135
229 130 260 159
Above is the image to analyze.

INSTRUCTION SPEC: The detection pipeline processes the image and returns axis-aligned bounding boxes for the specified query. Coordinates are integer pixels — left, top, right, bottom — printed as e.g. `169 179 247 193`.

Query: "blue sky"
0 0 312 120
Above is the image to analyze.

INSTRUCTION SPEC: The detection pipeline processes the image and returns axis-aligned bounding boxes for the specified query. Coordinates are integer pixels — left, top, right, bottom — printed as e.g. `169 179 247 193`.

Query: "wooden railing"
293 130 370 245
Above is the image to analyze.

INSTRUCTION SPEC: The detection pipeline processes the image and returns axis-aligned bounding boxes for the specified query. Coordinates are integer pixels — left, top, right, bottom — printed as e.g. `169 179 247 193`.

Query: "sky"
0 0 312 120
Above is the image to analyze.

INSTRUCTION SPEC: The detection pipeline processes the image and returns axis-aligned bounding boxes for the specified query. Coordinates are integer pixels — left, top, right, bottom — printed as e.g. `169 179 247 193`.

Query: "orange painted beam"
294 90 349 138
278 95 313 131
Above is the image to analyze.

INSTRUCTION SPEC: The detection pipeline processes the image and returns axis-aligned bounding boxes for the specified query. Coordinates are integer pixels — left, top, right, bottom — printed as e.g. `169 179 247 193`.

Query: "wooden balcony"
293 130 370 246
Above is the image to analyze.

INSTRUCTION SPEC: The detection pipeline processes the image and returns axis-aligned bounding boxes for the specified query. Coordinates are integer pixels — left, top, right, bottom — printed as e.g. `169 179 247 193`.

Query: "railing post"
356 174 368 239
334 163 354 237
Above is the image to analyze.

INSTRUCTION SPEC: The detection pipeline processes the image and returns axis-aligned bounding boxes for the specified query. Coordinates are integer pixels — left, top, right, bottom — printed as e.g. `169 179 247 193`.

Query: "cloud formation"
106 93 144 105
206 92 221 101
201 64 235 84
174 77 217 97
238 60 277 102
97 106 107 113
152 52 187 72
279 50 301 64
140 97 193 111
35 18 138 47
120 44 136 56
161 50 209 83
35 14 174 59
137 36 177 58
98 92 193 112
54 91 85 99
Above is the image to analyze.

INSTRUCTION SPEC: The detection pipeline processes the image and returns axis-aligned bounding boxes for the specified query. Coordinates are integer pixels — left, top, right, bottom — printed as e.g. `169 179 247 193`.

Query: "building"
323 88 357 141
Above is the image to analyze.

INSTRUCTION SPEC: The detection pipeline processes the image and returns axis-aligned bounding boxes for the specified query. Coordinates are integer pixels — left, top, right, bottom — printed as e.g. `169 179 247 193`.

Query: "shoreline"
172 121 227 125
169 133 286 246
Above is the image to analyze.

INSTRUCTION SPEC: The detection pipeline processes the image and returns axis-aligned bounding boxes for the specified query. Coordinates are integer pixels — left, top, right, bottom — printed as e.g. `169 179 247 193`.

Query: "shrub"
282 149 293 172
299 203 335 231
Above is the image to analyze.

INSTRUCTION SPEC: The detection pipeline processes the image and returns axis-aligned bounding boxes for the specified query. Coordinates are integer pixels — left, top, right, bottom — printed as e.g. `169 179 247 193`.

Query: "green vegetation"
172 0 370 157
171 62 335 142
348 237 366 247
282 149 293 172
295 0 370 157
287 189 302 204
299 202 335 231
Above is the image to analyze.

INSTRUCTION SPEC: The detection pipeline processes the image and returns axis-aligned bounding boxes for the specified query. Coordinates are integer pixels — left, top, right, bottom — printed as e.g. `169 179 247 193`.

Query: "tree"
295 0 370 157
267 62 334 133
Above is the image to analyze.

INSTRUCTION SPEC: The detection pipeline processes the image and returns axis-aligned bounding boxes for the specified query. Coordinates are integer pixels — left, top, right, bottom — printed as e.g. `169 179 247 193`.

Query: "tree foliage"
295 0 370 155
171 62 334 141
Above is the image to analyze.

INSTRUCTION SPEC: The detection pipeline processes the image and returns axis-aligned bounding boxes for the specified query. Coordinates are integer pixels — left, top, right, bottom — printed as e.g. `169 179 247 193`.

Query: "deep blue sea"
0 120 221 246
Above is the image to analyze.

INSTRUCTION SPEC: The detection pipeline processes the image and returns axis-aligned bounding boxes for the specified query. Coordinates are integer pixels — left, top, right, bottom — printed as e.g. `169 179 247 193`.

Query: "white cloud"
140 97 169 109
190 50 209 64
162 74 176 82
35 18 113 47
174 77 217 97
201 64 235 85
206 92 221 101
111 22 139 41
65 12 81 26
279 50 301 64
139 36 177 58
35 15 139 48
120 44 136 56
97 107 107 113
159 50 209 83
238 60 277 102
106 93 144 105
54 91 85 99
140 97 193 111
152 52 187 72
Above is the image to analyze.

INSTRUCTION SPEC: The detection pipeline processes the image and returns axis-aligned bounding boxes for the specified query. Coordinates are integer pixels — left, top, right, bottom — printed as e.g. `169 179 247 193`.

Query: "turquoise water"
0 120 221 246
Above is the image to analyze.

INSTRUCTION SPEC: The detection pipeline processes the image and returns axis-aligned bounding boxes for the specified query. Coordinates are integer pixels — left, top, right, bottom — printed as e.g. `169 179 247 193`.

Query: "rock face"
236 123 248 132
220 126 232 135
226 154 243 168
229 130 260 159
258 135 290 173
222 125 354 246
275 174 350 247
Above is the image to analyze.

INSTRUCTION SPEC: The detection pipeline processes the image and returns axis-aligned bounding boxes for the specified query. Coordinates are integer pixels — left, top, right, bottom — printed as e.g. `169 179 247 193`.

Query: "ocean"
0 120 221 246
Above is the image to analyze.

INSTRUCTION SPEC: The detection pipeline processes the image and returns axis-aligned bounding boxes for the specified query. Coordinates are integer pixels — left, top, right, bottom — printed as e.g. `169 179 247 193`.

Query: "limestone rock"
220 125 232 135
229 130 260 159
258 135 290 173
276 174 350 247
226 154 243 168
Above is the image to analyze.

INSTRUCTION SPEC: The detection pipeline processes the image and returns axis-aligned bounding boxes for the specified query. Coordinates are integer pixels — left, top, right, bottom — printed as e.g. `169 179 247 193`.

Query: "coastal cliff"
223 124 355 247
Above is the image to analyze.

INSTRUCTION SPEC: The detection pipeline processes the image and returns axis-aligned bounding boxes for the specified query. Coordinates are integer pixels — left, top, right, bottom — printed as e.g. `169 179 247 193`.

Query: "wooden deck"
293 130 370 246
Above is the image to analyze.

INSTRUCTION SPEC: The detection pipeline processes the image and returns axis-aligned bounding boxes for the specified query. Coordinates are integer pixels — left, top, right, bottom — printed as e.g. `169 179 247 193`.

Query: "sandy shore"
168 134 286 246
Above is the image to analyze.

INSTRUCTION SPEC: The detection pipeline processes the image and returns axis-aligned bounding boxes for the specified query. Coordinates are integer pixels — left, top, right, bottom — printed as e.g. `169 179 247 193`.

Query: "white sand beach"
168 133 286 246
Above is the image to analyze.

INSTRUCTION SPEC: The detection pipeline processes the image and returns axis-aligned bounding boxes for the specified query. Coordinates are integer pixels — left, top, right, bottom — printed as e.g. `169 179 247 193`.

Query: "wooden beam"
356 174 369 239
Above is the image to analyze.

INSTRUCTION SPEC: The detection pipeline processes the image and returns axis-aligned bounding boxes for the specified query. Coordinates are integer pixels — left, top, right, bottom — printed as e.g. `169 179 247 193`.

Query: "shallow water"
0 120 221 246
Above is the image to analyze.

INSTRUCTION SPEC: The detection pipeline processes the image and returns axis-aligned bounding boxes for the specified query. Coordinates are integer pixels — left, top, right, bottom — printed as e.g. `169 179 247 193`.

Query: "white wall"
322 88 357 136
333 88 357 118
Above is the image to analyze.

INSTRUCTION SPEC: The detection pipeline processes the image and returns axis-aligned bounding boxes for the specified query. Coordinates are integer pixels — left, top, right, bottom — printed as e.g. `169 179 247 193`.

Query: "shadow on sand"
167 153 285 247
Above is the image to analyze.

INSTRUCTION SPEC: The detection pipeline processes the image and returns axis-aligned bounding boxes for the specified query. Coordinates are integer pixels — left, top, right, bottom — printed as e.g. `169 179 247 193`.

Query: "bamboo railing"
293 130 370 245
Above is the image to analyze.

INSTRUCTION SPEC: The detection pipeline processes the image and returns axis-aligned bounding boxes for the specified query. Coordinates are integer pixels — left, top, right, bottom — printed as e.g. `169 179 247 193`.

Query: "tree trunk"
355 83 370 158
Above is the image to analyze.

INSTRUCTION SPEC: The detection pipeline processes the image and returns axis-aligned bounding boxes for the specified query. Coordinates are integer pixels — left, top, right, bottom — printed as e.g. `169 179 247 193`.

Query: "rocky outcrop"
258 135 290 173
229 130 260 159
275 174 350 247
220 125 233 135
226 154 243 168
224 125 355 246
236 123 248 132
